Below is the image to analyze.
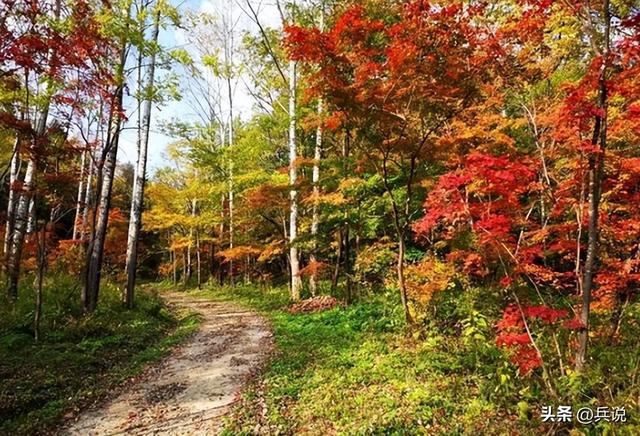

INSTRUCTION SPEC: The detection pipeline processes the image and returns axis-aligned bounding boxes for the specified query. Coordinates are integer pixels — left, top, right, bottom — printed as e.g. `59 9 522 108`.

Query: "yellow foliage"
405 256 457 307
218 245 262 262
258 240 285 263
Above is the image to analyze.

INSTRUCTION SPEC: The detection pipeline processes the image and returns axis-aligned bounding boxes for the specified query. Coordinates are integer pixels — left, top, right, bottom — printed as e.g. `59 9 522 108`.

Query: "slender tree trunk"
342 130 352 302
26 197 36 234
344 226 352 303
379 163 413 325
228 181 234 285
5 0 61 297
4 137 20 256
309 6 324 297
34 220 46 342
81 153 93 240
331 230 342 291
227 72 235 287
182 250 187 286
209 241 215 281
187 244 192 281
6 93 51 298
125 10 161 308
83 129 121 312
310 97 323 297
80 106 101 241
196 232 202 289
73 150 87 240
171 248 177 285
82 29 129 312
396 233 412 324
6 153 37 298
288 58 302 301
575 0 610 371
219 194 225 285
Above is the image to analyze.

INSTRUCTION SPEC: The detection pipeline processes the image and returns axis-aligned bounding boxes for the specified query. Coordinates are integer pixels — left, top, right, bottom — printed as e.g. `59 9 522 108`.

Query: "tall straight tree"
4 137 20 257
309 1 324 297
83 0 132 312
72 149 88 240
288 53 301 301
221 1 236 286
574 0 611 372
285 0 302 301
242 0 301 301
125 3 162 308
2 0 111 298
5 0 59 297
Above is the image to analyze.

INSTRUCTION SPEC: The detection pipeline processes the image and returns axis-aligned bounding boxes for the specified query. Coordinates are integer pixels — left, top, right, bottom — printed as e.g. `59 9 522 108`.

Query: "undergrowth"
193 283 639 435
0 276 200 435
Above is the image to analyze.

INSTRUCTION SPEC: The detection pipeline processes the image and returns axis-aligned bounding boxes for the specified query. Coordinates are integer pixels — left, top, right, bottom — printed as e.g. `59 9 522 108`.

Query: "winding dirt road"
64 292 272 435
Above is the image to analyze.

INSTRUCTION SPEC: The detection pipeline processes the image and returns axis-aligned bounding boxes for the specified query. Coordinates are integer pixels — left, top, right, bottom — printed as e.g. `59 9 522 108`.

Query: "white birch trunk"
6 158 36 297
4 137 20 256
73 150 87 240
83 13 130 312
81 152 93 240
26 197 35 234
310 96 323 297
125 9 160 307
6 102 50 297
289 58 302 301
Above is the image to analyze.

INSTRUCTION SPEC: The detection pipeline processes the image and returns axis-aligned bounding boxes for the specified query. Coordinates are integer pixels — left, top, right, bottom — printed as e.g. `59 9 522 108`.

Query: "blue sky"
118 0 281 173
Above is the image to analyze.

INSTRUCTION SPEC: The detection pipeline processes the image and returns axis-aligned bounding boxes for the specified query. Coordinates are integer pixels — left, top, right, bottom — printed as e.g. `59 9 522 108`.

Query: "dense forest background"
1 0 640 433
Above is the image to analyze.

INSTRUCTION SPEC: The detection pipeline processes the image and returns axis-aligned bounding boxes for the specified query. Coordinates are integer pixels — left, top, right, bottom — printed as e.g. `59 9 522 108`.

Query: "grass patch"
0 279 200 435
193 284 640 435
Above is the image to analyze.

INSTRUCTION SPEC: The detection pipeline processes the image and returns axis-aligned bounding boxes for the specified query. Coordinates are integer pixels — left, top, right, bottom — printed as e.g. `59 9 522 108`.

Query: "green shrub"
0 275 194 435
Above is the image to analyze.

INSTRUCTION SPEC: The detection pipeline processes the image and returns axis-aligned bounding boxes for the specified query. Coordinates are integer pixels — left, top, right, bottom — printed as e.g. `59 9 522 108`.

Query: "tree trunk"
227 69 235 287
34 220 46 342
82 128 121 312
209 241 215 281
342 130 352 302
4 137 20 256
26 197 35 234
6 156 36 298
187 244 192 281
80 151 94 240
309 6 324 297
343 226 352 303
73 150 87 239
396 233 412 324
575 0 610 371
219 194 225 285
171 248 177 285
6 96 50 298
310 98 322 296
82 30 128 312
331 230 342 291
125 10 161 308
228 182 234 286
196 232 202 289
182 250 188 286
288 58 302 302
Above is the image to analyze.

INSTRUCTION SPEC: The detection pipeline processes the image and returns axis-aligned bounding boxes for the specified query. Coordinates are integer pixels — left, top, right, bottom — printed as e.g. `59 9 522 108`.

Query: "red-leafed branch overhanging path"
64 293 273 435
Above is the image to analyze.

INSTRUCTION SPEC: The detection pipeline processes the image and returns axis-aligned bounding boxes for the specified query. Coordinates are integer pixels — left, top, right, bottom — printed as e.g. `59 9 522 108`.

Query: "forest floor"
63 292 273 436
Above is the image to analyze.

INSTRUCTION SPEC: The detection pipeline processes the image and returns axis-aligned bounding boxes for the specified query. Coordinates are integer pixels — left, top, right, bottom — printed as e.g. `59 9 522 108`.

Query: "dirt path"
64 292 273 435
